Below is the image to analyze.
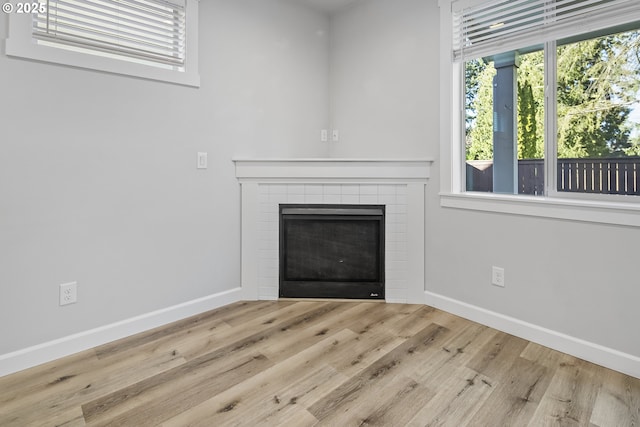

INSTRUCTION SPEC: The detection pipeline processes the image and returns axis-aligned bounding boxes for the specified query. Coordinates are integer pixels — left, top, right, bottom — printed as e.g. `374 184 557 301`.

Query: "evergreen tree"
517 80 539 159
557 31 640 158
465 30 640 161
517 51 544 159
465 59 487 130
466 61 495 160
466 51 544 160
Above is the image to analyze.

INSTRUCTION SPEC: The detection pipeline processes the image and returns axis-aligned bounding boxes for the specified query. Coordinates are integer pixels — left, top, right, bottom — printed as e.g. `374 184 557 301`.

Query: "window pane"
465 50 545 195
557 28 640 196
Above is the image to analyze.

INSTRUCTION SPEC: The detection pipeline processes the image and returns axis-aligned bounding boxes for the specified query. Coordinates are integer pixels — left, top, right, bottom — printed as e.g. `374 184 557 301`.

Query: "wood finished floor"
1 301 639 426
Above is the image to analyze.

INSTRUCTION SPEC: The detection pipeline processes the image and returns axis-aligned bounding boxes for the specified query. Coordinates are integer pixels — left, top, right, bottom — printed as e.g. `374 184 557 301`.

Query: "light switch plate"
197 152 208 169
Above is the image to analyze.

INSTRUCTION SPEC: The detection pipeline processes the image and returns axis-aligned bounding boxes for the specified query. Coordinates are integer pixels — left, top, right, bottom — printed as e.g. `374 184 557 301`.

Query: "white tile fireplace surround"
233 159 433 303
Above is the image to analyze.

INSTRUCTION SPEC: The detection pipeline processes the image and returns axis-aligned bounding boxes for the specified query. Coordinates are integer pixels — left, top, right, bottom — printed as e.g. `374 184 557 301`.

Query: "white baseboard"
4 289 637 380
0 287 242 378
425 291 640 380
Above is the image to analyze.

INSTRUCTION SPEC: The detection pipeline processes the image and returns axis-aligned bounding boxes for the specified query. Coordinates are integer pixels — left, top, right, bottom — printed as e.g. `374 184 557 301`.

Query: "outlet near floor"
492 266 505 287
59 282 77 306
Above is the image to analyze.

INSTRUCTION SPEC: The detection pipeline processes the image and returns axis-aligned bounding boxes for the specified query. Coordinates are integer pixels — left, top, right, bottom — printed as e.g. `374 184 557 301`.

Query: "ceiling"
293 0 361 14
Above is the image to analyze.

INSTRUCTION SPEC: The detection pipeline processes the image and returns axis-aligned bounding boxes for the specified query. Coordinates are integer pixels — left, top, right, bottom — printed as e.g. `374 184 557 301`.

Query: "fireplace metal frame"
279 204 385 299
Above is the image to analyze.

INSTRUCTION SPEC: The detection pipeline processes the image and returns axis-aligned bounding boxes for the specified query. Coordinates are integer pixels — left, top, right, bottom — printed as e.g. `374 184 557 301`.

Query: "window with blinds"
453 0 640 62
449 0 640 200
32 0 186 69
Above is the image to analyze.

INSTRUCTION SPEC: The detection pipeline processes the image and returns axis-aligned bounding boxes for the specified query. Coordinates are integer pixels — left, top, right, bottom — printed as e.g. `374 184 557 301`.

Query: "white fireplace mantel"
233 158 433 303
233 158 432 182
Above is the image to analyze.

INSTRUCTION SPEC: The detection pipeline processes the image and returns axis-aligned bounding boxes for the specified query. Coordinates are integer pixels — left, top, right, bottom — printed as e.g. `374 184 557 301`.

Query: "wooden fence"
466 157 640 196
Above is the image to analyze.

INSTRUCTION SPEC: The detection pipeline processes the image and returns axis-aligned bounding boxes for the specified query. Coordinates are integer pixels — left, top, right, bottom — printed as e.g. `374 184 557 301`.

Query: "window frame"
4 0 200 87
439 0 640 227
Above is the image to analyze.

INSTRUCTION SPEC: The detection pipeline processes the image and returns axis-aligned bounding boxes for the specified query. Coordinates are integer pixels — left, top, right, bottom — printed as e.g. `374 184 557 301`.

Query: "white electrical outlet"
320 129 328 142
59 282 77 306
492 266 505 287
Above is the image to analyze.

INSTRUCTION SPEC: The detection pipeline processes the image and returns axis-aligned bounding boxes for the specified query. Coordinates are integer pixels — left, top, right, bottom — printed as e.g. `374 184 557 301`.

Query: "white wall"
328 0 435 158
425 205 640 357
0 0 329 355
329 0 640 369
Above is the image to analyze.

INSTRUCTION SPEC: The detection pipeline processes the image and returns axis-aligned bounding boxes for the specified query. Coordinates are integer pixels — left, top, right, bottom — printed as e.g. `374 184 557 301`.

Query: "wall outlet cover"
59 282 78 306
492 266 505 287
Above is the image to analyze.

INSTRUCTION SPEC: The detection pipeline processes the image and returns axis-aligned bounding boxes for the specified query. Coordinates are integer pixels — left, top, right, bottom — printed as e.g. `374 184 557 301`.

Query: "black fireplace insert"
279 204 385 299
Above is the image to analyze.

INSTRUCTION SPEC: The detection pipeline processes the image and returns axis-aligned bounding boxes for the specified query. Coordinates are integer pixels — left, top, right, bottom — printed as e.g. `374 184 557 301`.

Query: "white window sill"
440 192 640 227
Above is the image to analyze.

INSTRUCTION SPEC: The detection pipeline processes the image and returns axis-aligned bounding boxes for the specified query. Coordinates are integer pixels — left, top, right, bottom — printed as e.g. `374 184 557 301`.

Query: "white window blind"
453 0 640 61
33 0 186 67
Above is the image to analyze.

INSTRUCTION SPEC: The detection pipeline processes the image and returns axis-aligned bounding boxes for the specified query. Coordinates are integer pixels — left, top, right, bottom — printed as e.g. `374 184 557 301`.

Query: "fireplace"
279 204 385 299
233 158 432 303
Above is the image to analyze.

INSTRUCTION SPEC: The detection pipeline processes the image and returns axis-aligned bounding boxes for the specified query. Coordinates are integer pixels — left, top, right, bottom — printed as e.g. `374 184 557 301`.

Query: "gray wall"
0 0 329 354
329 0 434 158
329 0 640 359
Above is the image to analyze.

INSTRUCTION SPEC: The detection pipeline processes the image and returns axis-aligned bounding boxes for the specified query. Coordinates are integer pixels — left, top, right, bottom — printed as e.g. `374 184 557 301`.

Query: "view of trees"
465 29 640 161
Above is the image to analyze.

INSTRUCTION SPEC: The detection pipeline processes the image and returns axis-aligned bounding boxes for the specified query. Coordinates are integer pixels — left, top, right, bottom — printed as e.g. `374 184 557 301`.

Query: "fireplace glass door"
279 205 385 299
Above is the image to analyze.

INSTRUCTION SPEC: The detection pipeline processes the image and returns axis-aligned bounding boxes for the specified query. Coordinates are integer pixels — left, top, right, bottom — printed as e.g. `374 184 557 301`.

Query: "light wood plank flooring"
1 301 638 426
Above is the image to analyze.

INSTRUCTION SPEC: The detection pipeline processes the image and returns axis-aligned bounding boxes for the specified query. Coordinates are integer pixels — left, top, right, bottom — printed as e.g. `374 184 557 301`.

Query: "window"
465 50 546 195
5 0 200 86
556 31 640 195
440 0 640 226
